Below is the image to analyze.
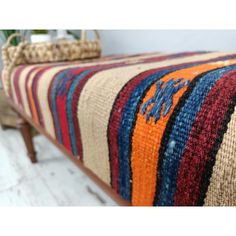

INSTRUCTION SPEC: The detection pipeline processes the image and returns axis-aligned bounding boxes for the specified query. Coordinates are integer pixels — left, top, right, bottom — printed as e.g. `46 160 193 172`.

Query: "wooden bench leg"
17 116 37 163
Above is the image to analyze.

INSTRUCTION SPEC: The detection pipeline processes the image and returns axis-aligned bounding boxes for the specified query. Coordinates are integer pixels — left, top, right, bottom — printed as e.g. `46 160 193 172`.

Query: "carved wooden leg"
17 116 37 163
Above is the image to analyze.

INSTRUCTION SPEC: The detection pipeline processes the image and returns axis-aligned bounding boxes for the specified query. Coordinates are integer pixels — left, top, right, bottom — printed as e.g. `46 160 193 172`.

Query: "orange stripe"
131 59 236 206
27 67 42 124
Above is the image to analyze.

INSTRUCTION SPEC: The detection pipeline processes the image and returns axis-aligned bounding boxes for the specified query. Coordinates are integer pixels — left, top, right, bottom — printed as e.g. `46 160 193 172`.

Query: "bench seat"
3 51 236 206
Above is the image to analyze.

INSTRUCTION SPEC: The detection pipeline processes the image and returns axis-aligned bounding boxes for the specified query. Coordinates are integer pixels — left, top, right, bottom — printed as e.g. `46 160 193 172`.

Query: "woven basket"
1 30 101 94
2 30 101 65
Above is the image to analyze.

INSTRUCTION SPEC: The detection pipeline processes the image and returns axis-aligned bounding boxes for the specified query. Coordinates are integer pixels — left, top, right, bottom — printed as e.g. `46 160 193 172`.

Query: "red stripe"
174 70 236 206
48 69 65 141
56 78 75 151
12 65 28 105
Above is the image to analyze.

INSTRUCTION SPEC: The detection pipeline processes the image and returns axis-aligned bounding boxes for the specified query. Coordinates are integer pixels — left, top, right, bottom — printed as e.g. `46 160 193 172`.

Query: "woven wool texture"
2 51 236 206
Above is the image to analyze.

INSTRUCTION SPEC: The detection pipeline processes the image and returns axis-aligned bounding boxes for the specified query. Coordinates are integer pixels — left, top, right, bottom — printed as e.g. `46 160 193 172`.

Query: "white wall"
2 30 236 64
99 30 236 55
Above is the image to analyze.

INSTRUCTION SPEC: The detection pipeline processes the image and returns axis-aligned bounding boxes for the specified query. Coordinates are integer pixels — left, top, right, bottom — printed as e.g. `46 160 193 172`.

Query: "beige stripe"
204 108 236 206
36 53 168 139
78 52 233 184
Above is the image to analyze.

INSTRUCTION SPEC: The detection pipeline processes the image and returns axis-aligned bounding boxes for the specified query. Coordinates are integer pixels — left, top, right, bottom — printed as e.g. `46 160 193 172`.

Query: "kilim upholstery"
2 51 236 206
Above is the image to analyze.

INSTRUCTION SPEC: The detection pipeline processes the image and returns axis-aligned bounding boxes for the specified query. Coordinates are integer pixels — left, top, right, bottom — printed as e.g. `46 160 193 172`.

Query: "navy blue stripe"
66 70 92 155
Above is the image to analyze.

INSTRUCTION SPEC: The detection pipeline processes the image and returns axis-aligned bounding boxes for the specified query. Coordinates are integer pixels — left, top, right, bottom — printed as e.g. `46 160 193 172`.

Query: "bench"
2 51 236 206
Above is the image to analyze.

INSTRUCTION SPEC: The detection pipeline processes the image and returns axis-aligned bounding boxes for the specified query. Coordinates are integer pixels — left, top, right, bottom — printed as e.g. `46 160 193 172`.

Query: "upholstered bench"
1 51 236 206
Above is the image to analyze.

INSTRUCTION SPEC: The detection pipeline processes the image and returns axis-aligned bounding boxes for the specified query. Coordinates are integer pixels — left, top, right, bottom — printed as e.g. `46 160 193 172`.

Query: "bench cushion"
6 51 236 206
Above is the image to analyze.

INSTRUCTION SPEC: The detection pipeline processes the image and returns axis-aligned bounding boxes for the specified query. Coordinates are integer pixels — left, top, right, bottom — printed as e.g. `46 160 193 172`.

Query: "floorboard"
0 128 116 206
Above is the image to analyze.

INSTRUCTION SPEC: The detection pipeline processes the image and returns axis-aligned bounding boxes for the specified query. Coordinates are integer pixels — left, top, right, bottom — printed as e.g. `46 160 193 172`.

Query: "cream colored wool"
204 108 236 206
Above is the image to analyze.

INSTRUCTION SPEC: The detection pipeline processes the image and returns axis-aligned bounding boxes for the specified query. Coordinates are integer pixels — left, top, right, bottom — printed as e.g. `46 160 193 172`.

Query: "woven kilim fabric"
3 51 236 206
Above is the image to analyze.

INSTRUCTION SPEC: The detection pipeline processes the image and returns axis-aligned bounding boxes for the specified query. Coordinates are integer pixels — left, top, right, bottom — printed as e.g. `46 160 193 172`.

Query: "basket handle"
2 33 27 95
5 32 26 48
81 30 100 41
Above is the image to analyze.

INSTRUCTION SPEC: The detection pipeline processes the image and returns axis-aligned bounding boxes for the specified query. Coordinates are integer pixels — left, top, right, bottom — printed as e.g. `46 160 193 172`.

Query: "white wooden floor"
0 127 116 206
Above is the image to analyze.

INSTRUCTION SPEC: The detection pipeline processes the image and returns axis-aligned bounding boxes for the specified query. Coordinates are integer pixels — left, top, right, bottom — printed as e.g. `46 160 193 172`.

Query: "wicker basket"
1 30 101 95
2 30 101 65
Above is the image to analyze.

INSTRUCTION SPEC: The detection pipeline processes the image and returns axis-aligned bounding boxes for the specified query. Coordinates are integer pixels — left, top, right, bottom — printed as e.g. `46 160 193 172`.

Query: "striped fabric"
4 51 236 206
